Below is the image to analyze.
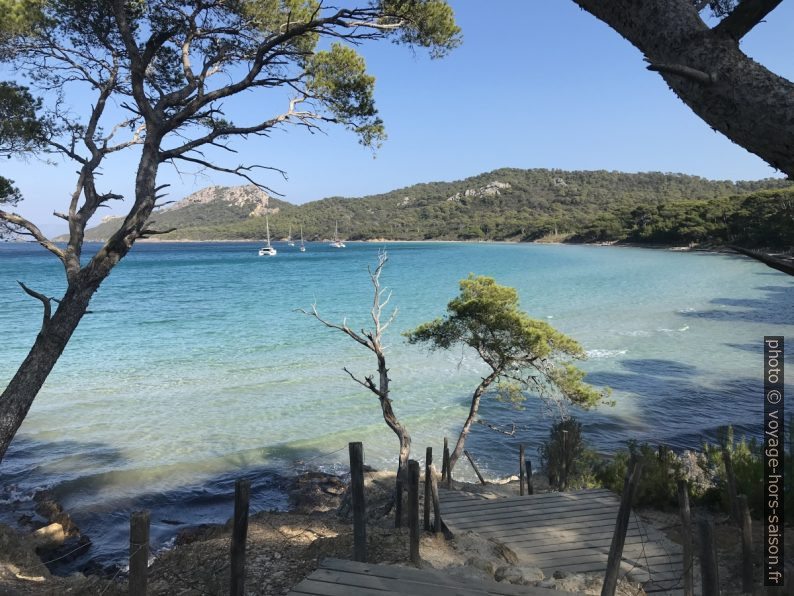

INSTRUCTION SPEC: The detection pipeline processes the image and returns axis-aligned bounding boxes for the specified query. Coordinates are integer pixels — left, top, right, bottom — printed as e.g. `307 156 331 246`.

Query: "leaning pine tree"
406 275 609 476
0 0 460 462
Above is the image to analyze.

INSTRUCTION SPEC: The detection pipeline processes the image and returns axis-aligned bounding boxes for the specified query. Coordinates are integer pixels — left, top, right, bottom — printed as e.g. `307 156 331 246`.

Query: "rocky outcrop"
447 181 511 202
162 184 275 217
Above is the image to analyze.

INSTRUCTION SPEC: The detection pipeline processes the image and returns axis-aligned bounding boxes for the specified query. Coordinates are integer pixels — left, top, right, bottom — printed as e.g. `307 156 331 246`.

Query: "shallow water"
1 241 792 568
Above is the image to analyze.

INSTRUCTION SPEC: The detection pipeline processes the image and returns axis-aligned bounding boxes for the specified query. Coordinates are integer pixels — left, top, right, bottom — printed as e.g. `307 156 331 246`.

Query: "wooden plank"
467 514 625 539
443 502 621 525
522 547 680 567
448 510 622 533
317 559 570 596
440 493 620 516
510 530 648 554
442 499 621 524
288 577 413 596
438 488 614 508
306 569 491 596
438 487 614 504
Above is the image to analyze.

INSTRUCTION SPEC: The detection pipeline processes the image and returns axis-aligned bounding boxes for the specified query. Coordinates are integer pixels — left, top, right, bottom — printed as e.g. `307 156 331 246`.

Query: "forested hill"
72 168 793 248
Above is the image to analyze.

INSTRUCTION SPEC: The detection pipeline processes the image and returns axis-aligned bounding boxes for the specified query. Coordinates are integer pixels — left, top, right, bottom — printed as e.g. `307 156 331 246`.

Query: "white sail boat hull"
259 211 277 256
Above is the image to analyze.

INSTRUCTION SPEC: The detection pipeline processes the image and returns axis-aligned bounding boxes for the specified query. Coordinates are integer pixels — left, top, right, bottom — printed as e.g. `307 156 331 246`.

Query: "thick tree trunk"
0 143 161 462
572 0 794 177
0 282 96 460
448 370 499 474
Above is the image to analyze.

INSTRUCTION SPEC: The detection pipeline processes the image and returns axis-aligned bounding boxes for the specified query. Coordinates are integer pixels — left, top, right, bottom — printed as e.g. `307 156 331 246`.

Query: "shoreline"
3 444 790 595
70 235 772 254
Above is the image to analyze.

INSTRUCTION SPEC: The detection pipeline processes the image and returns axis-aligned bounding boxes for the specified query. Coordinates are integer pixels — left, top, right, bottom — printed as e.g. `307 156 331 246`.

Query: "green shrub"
594 441 682 509
698 425 792 520
539 418 601 490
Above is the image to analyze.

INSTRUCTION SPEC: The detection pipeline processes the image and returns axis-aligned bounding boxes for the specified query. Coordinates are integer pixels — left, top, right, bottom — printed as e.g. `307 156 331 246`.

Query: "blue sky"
6 1 794 236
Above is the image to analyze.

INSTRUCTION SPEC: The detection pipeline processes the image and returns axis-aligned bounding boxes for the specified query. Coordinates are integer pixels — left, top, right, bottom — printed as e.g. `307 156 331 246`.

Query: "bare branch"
139 227 177 239
0 210 66 265
342 367 382 397
17 281 55 326
713 0 783 40
295 304 370 348
165 154 284 194
647 62 717 84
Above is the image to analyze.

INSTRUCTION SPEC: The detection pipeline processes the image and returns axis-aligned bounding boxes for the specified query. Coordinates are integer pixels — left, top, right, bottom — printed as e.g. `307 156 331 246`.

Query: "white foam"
586 349 628 359
618 330 651 337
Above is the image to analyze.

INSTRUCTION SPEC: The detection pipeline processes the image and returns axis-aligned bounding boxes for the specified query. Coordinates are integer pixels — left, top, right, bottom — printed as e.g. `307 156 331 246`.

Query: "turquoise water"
1 241 792 567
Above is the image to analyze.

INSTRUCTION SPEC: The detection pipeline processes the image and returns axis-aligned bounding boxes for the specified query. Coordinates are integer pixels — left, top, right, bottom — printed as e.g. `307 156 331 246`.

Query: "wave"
586 349 627 359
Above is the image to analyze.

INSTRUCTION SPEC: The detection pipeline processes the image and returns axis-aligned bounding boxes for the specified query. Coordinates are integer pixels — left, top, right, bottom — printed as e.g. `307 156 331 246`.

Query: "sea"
0 240 792 570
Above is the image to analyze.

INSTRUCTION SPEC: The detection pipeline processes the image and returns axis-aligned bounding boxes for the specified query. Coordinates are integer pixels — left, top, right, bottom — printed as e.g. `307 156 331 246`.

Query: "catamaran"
258 212 277 256
329 221 346 248
287 224 295 247
299 225 306 252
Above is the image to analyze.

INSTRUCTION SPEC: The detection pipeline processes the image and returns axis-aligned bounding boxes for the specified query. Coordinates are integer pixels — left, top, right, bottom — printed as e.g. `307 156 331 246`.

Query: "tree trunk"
374 351 412 525
0 142 161 462
571 0 794 178
0 282 96 460
448 370 499 474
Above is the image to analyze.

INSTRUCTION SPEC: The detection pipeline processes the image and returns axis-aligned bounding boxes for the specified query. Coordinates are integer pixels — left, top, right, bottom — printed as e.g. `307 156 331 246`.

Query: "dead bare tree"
299 250 411 526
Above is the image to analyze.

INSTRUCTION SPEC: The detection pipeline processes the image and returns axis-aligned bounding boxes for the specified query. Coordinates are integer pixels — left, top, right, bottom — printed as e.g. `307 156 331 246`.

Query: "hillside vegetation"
72 168 793 248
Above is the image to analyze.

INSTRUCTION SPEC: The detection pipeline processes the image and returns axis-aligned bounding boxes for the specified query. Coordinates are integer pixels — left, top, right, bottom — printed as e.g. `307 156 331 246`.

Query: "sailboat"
258 212 277 256
299 225 306 252
329 221 346 248
287 224 295 247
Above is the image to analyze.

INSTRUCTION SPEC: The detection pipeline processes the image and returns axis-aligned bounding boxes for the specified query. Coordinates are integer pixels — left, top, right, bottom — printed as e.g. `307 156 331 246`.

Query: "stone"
30 523 66 549
465 556 495 576
516 565 544 582
494 565 527 585
494 564 545 585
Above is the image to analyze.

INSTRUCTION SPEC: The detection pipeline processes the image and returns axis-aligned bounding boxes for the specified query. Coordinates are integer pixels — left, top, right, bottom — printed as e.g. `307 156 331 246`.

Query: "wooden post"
423 447 432 531
698 518 720 596
561 430 568 491
463 450 486 485
349 442 367 562
395 468 403 529
441 438 448 480
677 480 694 596
739 494 753 594
722 449 740 526
408 459 420 564
230 478 250 596
442 439 451 487
519 444 526 496
129 510 149 596
429 464 442 534
525 458 534 495
601 457 643 596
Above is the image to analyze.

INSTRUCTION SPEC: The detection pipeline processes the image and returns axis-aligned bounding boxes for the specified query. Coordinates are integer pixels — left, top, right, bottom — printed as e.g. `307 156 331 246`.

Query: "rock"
494 564 544 585
494 565 527 584
517 565 544 582
33 490 78 536
175 523 225 546
489 539 518 565
445 565 494 584
290 471 347 514
38 534 91 567
30 523 66 549
465 556 495 576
